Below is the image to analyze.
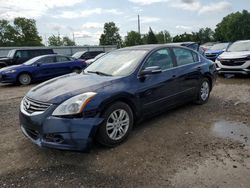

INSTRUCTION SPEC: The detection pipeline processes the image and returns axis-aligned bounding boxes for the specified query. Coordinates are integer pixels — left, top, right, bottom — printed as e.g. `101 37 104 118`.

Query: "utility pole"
138 14 141 34
72 32 75 43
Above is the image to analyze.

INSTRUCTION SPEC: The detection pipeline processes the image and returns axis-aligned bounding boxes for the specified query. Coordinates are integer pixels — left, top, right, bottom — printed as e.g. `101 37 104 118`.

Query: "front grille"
23 97 51 114
220 58 247 66
206 54 217 58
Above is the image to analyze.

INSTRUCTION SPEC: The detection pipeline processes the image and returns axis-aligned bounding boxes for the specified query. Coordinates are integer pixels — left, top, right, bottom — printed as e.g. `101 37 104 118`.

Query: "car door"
136 48 179 115
172 47 202 101
33 56 57 79
55 56 74 75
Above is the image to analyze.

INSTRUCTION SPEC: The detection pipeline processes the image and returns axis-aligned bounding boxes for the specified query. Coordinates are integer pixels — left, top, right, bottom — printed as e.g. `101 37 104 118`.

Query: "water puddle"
212 120 250 147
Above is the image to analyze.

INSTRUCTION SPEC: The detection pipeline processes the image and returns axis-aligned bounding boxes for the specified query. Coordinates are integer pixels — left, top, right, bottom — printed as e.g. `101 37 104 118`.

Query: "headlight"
52 92 97 116
5 70 16 73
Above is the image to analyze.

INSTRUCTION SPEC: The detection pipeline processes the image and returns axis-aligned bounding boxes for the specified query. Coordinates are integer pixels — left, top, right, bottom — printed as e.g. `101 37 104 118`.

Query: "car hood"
218 51 250 59
26 73 121 104
0 64 24 72
0 57 10 62
205 49 223 54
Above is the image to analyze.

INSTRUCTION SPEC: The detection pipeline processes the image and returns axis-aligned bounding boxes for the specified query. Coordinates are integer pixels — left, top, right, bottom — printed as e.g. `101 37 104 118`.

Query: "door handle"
197 67 201 70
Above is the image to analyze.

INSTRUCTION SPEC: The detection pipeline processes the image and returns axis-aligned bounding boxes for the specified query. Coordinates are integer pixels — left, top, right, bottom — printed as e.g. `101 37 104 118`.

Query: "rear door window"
56 56 70 62
173 48 198 66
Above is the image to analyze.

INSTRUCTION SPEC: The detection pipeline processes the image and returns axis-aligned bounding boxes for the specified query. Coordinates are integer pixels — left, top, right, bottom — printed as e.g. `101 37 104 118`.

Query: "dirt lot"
0 77 250 188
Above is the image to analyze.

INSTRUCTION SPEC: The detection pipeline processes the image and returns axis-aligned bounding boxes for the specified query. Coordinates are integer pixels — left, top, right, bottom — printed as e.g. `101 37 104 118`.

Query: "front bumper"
216 60 250 75
0 73 17 83
216 68 250 75
19 105 104 151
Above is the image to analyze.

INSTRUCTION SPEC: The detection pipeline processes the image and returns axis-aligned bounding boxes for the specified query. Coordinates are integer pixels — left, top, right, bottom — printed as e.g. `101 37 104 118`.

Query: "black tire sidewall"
96 102 134 147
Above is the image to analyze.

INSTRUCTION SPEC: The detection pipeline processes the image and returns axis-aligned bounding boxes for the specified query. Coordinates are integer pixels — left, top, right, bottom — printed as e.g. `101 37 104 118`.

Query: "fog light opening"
45 134 64 144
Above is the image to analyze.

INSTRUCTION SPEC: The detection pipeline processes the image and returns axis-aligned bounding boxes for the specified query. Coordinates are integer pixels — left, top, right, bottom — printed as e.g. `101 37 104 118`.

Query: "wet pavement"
0 77 250 187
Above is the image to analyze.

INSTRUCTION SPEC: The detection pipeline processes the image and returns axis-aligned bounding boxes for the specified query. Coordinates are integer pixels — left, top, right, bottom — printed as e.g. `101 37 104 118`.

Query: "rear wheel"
18 73 31 85
195 78 210 105
96 102 134 147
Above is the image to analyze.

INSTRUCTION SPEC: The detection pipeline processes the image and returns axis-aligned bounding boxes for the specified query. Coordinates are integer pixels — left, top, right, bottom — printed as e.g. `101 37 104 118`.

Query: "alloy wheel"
106 109 130 140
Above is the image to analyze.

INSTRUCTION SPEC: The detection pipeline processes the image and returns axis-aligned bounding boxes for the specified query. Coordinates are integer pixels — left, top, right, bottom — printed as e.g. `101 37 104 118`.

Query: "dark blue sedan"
19 45 217 151
0 54 87 85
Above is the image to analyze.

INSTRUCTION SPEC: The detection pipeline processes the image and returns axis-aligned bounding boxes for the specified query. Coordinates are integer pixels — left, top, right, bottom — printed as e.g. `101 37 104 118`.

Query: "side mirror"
140 66 162 76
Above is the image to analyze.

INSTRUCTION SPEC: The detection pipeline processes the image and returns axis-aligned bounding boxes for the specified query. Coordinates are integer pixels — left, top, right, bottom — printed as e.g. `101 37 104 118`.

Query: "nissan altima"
19 45 217 151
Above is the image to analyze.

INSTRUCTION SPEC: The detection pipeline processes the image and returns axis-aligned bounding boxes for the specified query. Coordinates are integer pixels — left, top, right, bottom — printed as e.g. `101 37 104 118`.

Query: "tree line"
100 10 250 47
0 10 250 47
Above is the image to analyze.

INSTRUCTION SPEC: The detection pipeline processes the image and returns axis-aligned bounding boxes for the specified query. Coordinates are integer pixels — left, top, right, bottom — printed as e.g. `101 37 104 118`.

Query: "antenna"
138 15 141 34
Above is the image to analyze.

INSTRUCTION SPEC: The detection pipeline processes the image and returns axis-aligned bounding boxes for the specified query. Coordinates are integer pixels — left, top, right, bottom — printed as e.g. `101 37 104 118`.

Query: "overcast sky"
0 0 249 45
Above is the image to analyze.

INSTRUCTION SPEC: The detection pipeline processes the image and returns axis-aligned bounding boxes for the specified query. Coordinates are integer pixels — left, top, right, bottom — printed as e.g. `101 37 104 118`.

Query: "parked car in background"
19 44 217 151
0 48 54 69
205 43 230 61
85 52 106 65
170 42 205 56
216 40 250 75
201 42 218 51
72 50 104 60
0 54 87 85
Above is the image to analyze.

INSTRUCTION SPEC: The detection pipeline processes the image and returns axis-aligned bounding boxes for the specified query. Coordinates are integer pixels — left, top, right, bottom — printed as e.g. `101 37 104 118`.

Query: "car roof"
14 48 53 51
119 43 198 51
35 54 69 58
234 40 250 43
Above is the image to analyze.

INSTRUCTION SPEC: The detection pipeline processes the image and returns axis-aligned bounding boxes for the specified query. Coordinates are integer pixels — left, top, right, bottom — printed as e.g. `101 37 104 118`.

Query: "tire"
96 102 134 147
18 73 32 85
73 68 82 74
195 78 211 105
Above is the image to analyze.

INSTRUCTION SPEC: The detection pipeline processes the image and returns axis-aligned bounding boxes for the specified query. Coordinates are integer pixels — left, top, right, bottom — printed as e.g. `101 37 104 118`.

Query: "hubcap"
106 109 130 140
200 81 209 101
20 74 30 84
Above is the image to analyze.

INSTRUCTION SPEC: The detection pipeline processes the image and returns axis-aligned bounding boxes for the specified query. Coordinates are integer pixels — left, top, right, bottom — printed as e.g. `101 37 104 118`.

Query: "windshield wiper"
87 71 112 76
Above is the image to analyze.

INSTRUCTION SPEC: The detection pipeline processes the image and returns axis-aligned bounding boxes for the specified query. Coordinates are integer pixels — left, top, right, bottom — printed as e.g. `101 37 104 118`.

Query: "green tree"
197 27 214 44
124 31 142 46
0 20 17 46
48 35 75 46
156 30 172 43
147 27 158 44
173 32 193 42
62 36 76 46
48 35 63 46
99 22 122 47
0 17 42 46
14 17 42 46
215 10 250 42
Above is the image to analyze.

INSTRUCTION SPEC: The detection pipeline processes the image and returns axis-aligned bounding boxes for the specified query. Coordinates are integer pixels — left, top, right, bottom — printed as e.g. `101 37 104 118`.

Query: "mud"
0 77 249 187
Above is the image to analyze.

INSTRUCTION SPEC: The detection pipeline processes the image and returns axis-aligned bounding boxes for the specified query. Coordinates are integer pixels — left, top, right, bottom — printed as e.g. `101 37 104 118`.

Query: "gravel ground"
0 77 250 188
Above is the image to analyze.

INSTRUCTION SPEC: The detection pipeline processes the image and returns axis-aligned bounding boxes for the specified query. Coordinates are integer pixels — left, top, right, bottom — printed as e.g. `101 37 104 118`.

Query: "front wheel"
96 102 134 147
18 73 32 85
195 78 211 105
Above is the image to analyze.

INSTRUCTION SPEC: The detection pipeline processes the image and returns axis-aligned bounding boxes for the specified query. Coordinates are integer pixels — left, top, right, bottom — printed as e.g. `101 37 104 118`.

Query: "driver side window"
143 48 174 70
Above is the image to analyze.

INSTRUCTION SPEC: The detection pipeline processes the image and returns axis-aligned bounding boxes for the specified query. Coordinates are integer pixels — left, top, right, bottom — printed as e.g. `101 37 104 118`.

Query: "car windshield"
23 56 41 65
227 41 250 52
210 43 228 50
72 51 85 59
7 50 16 58
94 53 106 60
84 50 147 76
